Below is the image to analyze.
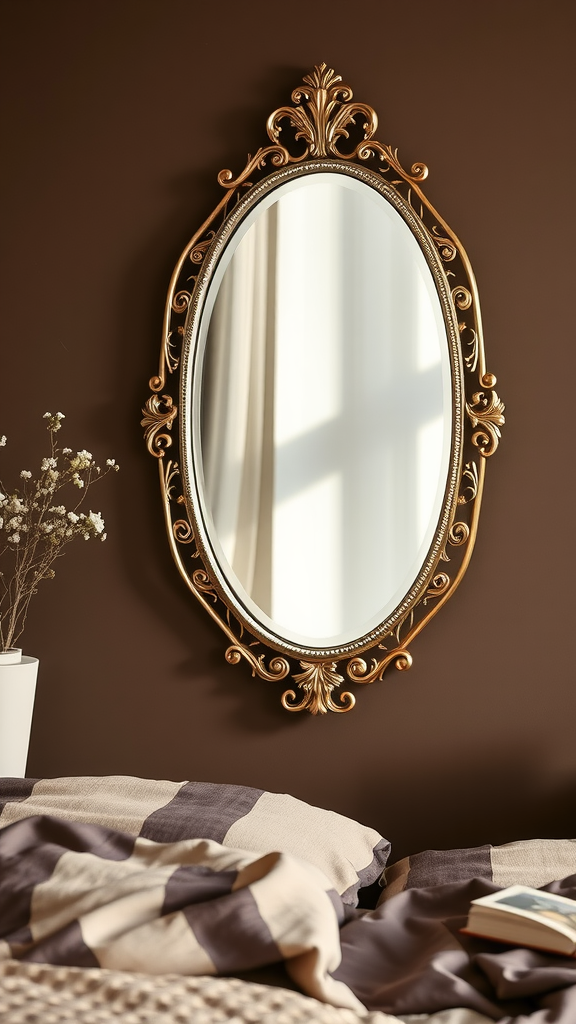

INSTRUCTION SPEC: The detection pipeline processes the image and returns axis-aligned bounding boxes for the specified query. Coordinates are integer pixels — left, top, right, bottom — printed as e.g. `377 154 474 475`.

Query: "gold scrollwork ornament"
142 394 177 457
467 389 505 456
282 662 355 715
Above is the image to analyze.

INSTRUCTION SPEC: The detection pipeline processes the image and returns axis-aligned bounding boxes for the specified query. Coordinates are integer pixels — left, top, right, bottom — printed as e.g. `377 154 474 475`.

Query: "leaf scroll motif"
448 521 470 546
221 64 426 192
173 519 194 545
422 572 451 606
141 394 177 457
466 390 505 456
272 63 376 160
458 462 479 505
282 661 355 714
226 645 290 683
347 649 412 685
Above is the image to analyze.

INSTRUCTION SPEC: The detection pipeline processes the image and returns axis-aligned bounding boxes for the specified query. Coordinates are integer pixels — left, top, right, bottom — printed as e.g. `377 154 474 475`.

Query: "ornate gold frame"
142 64 504 714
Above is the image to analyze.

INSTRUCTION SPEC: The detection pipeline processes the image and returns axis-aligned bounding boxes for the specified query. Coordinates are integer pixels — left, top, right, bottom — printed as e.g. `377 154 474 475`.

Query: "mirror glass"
194 172 453 649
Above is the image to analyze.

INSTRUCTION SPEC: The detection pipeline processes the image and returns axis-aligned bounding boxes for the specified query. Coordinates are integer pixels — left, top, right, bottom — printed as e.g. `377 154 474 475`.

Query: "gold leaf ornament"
466 390 505 456
141 394 177 457
282 661 355 714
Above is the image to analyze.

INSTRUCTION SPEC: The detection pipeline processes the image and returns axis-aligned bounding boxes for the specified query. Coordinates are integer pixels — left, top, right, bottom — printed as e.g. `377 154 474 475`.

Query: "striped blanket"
0 813 366 1014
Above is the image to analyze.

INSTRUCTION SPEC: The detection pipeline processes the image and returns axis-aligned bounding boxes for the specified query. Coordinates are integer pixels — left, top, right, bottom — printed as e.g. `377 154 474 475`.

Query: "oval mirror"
143 64 505 714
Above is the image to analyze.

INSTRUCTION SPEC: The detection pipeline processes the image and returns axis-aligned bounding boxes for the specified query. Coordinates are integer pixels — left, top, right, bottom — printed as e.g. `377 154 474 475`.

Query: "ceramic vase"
0 649 39 777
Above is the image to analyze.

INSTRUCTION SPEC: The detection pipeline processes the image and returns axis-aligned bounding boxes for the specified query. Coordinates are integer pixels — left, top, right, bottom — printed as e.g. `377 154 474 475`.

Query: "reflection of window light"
272 473 342 639
274 185 342 446
415 270 442 372
417 416 444 543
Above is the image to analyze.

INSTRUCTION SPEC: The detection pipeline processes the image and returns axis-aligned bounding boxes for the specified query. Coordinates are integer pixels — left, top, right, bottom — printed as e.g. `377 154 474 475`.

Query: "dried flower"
0 414 119 652
43 412 65 432
87 511 105 535
69 451 92 471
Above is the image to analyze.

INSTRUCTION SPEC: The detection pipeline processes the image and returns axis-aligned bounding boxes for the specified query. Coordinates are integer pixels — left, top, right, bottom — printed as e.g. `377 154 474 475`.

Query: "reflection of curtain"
202 206 277 611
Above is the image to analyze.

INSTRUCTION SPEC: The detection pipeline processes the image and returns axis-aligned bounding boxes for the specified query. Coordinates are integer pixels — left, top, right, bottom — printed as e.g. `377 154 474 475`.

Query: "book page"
480 887 576 941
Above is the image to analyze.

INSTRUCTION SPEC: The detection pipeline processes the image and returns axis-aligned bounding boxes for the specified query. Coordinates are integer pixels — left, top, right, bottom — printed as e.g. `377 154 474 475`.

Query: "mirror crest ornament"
142 64 505 714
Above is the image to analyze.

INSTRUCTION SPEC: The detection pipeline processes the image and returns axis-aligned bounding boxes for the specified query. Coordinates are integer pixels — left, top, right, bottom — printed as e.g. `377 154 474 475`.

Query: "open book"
461 885 576 957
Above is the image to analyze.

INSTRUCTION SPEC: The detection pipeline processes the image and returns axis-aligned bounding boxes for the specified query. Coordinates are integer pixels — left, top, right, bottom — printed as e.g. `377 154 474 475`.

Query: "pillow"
0 775 389 906
378 837 576 905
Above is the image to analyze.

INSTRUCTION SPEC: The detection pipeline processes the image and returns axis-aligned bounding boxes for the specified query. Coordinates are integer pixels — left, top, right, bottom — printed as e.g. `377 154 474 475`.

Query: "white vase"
0 651 39 777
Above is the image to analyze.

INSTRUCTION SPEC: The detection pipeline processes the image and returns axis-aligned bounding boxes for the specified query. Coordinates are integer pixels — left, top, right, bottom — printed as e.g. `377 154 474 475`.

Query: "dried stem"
0 414 119 652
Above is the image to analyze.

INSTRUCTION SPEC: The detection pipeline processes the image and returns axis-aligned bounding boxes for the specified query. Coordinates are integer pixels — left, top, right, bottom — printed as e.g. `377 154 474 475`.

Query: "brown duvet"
335 875 576 1021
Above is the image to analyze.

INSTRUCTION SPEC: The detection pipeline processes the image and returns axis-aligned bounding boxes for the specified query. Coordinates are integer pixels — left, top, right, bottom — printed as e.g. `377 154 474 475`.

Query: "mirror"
196 171 453 649
143 64 504 714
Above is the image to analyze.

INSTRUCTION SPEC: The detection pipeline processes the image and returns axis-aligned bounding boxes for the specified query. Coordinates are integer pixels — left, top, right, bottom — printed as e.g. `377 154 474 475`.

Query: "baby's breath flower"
87 510 105 534
0 436 7 446
43 412 65 431
7 497 26 514
69 450 93 472
1 411 118 651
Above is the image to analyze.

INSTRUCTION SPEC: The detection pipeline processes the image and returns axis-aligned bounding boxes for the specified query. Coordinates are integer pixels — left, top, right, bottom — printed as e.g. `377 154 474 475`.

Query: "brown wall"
1 0 574 860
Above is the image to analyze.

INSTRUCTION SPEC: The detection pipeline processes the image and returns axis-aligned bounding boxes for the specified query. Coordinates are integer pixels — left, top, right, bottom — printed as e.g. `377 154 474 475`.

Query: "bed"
1 775 575 1023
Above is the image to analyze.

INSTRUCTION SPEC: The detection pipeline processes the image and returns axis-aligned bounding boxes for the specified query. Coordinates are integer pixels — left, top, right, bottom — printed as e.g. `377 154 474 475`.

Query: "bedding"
380 839 576 903
0 960 399 1023
0 775 389 906
1 775 575 1023
0 813 364 1011
0 963 496 1024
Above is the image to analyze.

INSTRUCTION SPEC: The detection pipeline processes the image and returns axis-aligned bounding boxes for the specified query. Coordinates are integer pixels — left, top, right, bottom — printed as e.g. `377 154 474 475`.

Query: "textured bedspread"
0 960 398 1024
